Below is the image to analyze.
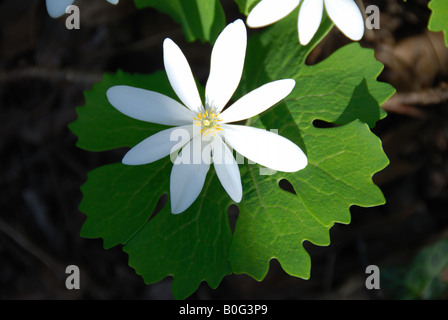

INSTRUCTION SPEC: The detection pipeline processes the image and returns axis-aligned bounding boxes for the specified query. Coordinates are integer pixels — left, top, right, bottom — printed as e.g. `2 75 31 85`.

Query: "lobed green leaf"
70 10 394 299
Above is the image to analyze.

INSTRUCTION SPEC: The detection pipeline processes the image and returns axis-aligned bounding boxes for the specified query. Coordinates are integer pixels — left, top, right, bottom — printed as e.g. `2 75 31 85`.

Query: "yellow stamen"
193 109 222 136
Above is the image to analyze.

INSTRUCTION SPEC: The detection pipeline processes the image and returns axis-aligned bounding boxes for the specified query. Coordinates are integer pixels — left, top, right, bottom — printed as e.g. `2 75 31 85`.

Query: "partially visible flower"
107 19 308 214
247 0 364 45
46 0 119 18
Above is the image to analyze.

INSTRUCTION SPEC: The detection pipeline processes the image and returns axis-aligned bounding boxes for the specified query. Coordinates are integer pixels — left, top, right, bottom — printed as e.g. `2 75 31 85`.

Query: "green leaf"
133 0 226 43
81 162 233 299
227 14 392 280
70 13 394 299
234 0 261 15
230 121 387 279
79 162 171 249
428 0 448 46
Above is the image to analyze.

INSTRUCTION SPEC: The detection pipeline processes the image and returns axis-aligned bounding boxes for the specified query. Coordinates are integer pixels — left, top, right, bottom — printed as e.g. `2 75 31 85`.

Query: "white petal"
163 38 203 113
205 20 247 113
298 0 324 45
223 124 307 172
324 0 364 41
247 0 301 28
170 136 211 214
220 79 295 124
46 0 75 18
106 0 119 4
211 136 242 203
122 125 194 165
107 85 193 126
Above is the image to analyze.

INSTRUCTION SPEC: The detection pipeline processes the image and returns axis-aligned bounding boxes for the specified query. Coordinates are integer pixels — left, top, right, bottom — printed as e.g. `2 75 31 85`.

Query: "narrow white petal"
247 0 301 28
106 0 119 4
324 0 364 41
107 85 193 126
170 136 211 214
205 20 247 113
163 38 203 113
46 0 75 18
211 136 242 203
220 79 295 124
223 125 307 172
298 0 324 45
122 125 193 165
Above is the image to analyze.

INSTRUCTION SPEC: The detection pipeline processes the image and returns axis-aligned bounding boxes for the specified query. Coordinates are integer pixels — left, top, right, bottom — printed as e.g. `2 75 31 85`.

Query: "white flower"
107 20 308 214
247 0 364 45
46 0 119 18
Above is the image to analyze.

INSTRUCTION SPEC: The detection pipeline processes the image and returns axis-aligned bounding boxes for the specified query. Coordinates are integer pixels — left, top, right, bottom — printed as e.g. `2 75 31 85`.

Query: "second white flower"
247 0 364 45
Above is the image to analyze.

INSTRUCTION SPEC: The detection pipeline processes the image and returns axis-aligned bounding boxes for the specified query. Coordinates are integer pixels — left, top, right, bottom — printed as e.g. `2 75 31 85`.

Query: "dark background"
1 0 448 299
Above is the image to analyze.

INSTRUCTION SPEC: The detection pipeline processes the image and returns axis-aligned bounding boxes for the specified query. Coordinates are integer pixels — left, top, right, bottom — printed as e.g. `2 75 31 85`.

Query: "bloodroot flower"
46 0 119 18
247 0 364 45
107 20 308 214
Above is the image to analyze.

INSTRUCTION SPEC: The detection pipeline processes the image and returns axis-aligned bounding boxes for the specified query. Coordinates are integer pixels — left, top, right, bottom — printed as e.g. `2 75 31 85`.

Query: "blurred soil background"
1 0 448 299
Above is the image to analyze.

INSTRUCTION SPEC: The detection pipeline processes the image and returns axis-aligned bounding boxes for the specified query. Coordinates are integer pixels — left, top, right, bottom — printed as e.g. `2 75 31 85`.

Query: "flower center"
193 109 223 136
